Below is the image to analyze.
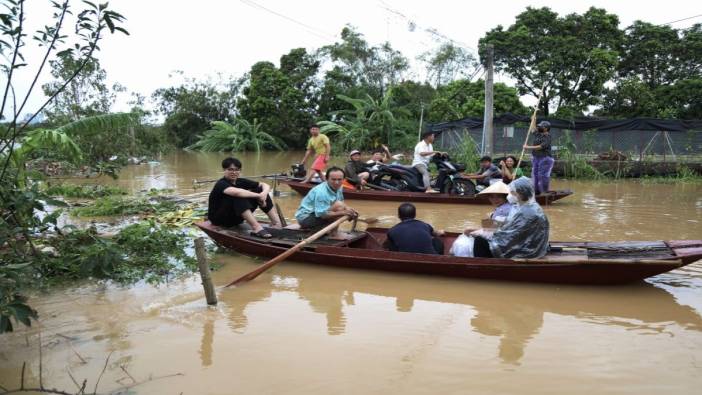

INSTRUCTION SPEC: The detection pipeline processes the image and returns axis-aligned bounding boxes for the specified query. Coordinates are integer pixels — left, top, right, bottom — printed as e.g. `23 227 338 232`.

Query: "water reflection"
215 264 702 365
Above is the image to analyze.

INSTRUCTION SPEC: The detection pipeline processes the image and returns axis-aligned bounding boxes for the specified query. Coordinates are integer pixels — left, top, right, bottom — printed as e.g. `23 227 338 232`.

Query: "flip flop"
252 229 273 239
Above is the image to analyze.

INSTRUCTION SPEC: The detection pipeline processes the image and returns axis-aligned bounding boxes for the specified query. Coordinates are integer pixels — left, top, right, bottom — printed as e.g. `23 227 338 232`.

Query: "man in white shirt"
412 131 445 193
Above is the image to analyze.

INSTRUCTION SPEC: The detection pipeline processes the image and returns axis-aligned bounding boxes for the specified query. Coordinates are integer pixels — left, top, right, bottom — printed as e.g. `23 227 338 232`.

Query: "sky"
7 0 702 119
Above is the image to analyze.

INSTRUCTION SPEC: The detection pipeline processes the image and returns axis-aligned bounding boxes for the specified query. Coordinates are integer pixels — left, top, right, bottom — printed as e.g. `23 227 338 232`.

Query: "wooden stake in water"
195 237 217 305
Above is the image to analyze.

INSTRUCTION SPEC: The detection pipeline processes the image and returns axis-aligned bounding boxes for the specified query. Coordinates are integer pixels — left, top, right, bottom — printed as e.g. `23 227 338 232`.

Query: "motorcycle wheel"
449 179 476 196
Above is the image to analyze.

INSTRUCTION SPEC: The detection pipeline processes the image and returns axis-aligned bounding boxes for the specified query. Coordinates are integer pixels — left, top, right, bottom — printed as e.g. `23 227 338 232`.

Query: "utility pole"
482 44 494 156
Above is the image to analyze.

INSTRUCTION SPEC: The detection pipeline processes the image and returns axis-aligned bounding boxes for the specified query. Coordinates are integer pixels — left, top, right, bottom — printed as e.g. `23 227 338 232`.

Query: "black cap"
537 120 551 129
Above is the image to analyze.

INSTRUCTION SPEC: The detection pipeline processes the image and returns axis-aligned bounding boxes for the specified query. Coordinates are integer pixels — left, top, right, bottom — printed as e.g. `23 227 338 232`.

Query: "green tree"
479 6 623 116
320 88 409 150
0 0 127 333
418 42 478 87
237 48 320 149
153 72 240 147
318 26 409 113
598 23 702 118
427 79 528 122
188 118 285 152
41 54 124 124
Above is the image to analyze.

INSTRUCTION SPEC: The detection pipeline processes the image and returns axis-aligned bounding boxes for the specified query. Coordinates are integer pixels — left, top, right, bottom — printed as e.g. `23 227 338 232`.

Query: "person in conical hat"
478 180 512 226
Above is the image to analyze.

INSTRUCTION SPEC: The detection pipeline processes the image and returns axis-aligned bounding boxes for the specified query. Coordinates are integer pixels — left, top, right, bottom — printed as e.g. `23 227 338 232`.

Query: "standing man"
300 124 331 183
295 166 358 240
207 157 282 238
523 120 554 195
412 131 445 193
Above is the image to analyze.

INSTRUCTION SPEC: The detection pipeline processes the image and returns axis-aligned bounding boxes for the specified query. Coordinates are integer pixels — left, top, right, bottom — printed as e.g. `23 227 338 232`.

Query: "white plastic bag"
449 234 475 257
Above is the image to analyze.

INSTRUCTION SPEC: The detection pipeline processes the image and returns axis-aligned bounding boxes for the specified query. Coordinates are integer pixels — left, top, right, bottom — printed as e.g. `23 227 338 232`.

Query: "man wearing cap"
412 131 446 193
344 149 370 188
524 121 554 195
300 124 331 183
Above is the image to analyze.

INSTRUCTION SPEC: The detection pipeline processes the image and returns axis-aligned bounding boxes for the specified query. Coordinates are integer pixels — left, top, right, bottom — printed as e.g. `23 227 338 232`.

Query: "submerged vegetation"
45 183 127 198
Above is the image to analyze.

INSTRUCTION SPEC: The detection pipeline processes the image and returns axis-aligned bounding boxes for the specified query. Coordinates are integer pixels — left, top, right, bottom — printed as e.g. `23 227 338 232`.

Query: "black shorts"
210 194 273 227
298 214 332 230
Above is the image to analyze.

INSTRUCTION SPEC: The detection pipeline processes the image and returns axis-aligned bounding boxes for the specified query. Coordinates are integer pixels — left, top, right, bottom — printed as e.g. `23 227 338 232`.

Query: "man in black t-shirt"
207 157 282 238
383 203 445 255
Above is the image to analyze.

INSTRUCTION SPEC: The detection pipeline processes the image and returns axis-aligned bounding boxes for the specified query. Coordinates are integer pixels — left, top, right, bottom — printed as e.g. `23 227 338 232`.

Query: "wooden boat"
195 221 702 285
278 179 572 205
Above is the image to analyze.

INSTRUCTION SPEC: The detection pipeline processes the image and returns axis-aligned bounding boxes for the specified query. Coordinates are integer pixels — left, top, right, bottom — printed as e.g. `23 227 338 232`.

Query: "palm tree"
188 119 285 152
320 88 409 150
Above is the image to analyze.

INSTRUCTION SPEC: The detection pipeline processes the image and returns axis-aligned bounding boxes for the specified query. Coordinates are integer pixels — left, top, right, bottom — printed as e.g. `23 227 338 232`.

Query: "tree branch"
0 0 24 120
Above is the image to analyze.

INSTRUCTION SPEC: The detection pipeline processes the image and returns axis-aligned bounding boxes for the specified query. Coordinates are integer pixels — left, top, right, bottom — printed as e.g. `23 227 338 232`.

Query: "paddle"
224 215 352 287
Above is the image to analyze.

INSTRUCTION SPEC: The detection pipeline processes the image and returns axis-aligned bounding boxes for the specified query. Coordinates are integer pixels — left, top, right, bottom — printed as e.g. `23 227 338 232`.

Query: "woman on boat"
477 181 512 227
523 120 554 195
499 155 524 184
469 177 549 258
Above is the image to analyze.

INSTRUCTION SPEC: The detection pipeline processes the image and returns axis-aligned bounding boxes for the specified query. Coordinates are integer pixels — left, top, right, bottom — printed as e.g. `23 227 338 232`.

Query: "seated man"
383 202 445 255
207 157 282 238
366 144 392 166
344 150 370 188
463 156 502 189
412 131 446 193
294 166 358 240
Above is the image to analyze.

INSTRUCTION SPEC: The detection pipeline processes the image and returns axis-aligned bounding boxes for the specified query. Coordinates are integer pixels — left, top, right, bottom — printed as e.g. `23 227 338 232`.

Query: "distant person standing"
300 124 331 183
524 121 554 195
412 131 445 193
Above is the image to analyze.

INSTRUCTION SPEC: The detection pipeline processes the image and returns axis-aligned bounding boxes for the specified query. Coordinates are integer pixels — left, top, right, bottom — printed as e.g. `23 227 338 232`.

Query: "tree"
0 0 128 333
320 88 410 150
237 48 320 149
479 7 623 116
427 79 528 122
318 26 409 109
41 54 123 124
152 72 240 147
188 119 285 152
418 42 479 87
598 23 702 118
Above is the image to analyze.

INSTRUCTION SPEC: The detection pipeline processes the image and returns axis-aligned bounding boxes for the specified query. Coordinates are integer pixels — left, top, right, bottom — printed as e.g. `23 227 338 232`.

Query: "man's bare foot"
425 189 440 194
269 222 283 229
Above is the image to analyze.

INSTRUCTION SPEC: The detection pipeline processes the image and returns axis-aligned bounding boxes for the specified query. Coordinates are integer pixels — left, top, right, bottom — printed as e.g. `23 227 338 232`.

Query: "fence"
436 126 702 161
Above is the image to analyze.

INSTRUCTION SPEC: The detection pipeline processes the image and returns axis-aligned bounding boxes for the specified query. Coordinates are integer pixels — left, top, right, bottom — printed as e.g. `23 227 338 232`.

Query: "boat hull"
196 222 702 285
279 179 572 205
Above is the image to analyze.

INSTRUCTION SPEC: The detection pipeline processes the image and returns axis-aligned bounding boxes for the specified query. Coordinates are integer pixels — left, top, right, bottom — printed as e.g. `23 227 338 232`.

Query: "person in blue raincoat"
468 177 550 258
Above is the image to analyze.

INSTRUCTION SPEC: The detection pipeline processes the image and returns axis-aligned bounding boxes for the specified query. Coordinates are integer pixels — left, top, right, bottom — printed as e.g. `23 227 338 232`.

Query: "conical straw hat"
477 180 510 195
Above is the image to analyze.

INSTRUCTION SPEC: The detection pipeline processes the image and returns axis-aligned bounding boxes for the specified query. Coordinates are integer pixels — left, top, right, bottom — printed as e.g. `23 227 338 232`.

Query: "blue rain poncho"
488 177 549 258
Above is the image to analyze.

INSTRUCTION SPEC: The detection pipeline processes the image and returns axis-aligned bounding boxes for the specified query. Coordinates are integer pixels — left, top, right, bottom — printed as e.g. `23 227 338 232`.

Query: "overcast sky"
9 0 702 117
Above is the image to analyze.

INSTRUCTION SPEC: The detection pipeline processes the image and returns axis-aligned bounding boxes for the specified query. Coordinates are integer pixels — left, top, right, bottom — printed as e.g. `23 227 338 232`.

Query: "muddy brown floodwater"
1 151 701 394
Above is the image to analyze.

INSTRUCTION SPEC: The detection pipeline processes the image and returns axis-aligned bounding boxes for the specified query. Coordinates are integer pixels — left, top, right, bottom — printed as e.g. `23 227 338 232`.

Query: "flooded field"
1 151 701 394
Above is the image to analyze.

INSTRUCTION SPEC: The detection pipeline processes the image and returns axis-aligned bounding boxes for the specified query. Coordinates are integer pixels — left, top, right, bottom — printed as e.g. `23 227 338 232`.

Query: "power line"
376 0 476 53
239 0 336 41
659 13 702 26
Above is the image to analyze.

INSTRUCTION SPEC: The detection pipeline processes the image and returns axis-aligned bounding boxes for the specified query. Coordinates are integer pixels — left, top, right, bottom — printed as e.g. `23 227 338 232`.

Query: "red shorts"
312 155 327 171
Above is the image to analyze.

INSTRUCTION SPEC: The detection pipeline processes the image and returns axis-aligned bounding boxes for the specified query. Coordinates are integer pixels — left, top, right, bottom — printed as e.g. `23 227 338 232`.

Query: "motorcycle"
370 153 476 195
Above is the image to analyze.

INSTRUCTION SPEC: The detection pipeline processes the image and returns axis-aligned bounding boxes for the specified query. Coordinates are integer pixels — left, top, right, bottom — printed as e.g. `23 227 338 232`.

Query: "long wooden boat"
278 179 572 205
195 221 702 285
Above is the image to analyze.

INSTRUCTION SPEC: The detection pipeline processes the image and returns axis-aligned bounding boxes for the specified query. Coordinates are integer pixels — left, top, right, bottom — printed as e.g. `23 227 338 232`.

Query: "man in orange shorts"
299 124 331 183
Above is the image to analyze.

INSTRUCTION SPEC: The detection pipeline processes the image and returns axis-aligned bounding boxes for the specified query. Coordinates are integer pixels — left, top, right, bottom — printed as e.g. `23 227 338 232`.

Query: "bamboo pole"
515 86 546 175
195 237 217 305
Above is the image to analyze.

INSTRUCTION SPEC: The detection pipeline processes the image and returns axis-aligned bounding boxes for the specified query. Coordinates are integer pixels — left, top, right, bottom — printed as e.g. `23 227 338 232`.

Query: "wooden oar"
224 215 352 287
